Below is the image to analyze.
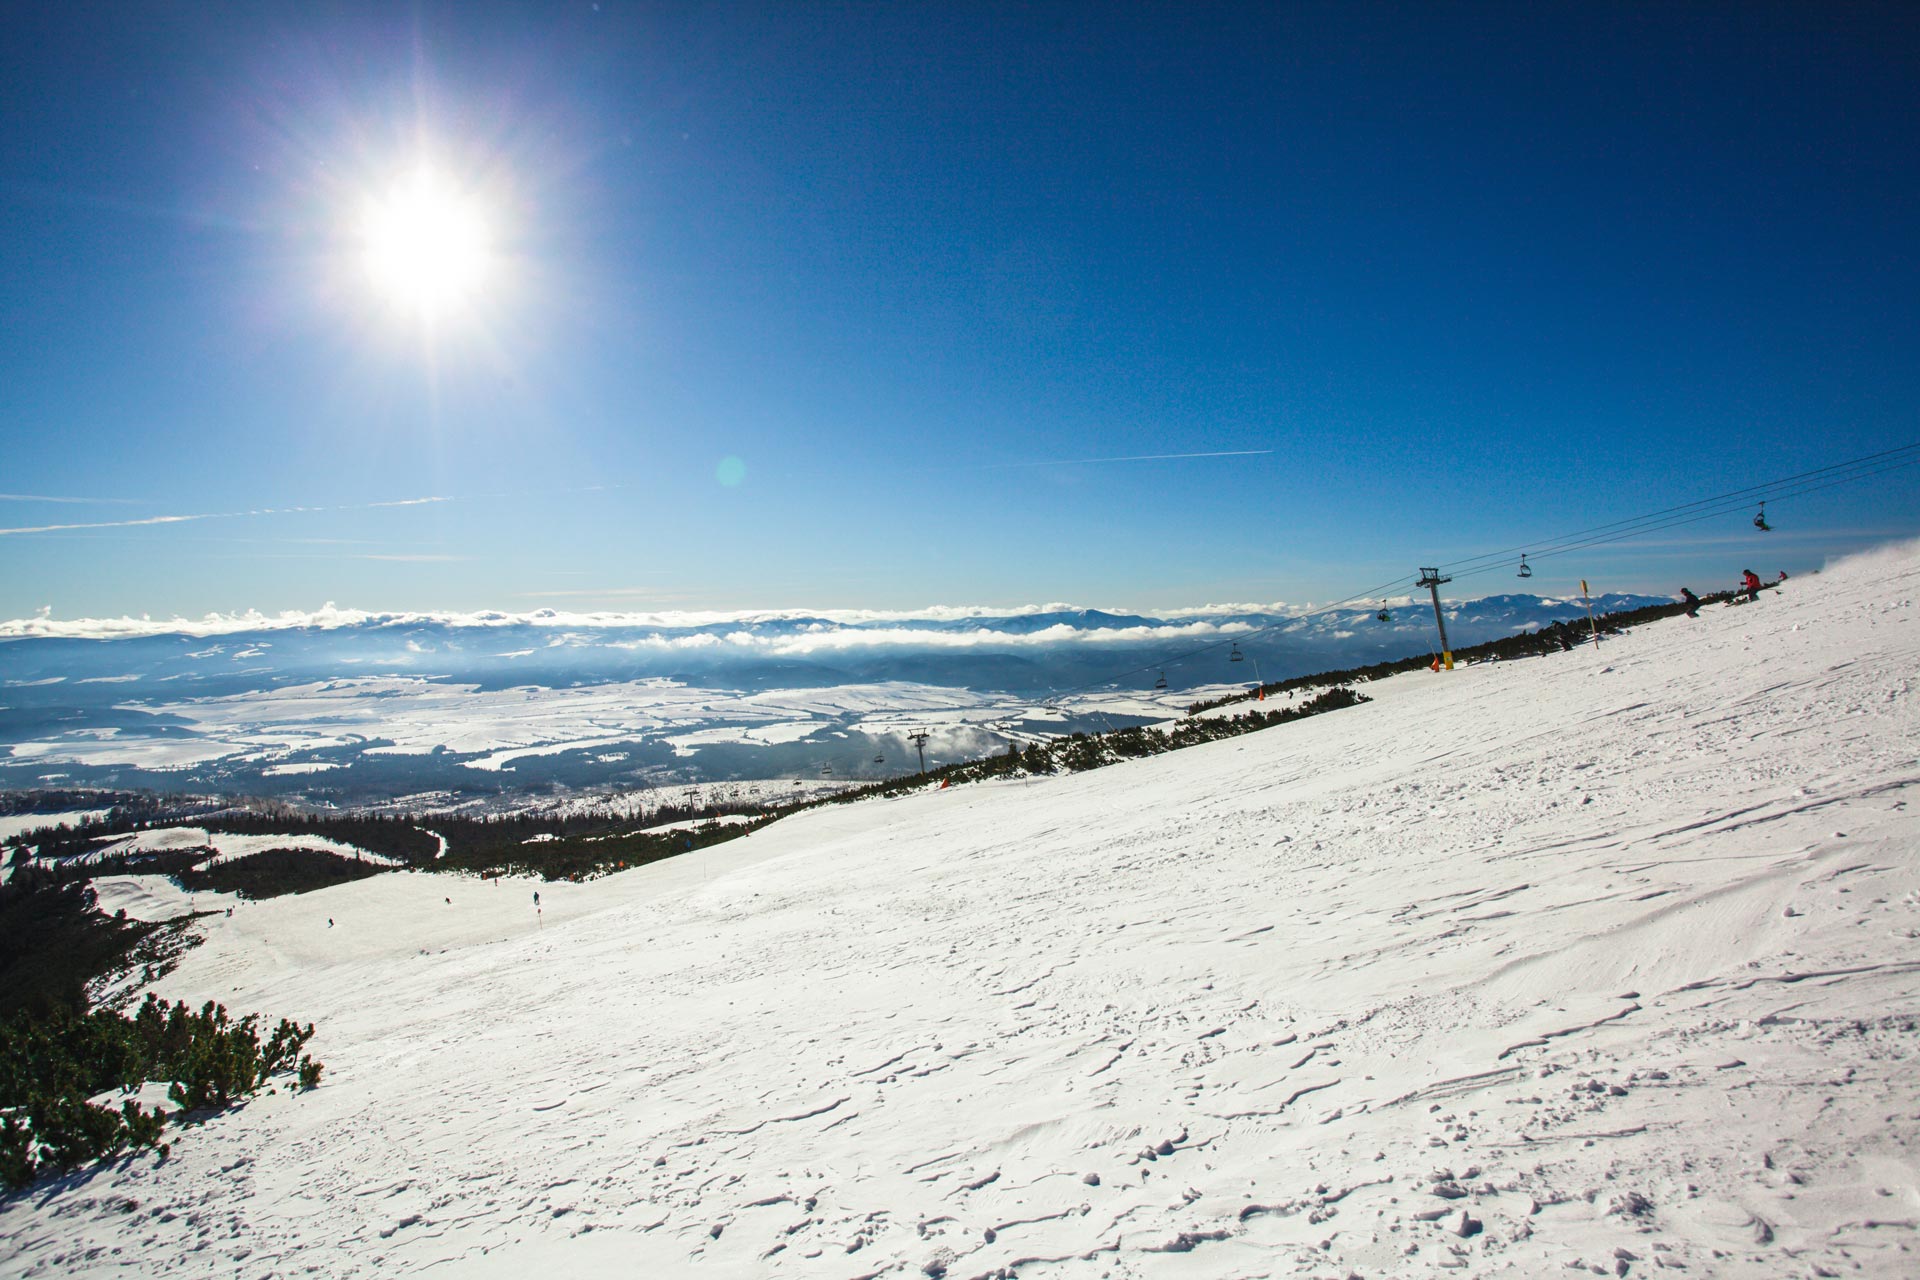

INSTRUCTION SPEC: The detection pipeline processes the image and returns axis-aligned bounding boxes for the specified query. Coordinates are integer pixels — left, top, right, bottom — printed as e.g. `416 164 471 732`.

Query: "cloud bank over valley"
0 591 1670 804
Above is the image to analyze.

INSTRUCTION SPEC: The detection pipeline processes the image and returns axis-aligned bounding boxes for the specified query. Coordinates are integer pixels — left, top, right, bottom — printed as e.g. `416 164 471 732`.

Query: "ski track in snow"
4 544 1918 1277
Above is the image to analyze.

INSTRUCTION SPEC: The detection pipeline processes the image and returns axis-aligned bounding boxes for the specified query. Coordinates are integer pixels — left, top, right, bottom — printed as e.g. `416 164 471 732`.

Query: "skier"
1776 569 1790 583
1680 587 1700 618
1742 569 1763 603
327 918 334 928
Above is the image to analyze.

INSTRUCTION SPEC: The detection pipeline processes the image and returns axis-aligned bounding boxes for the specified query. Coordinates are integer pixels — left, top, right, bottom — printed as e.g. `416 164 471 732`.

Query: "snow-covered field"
90 874 242 923
2 543 1915 1278
3 675 1214 780
0 809 108 842
44 827 403 871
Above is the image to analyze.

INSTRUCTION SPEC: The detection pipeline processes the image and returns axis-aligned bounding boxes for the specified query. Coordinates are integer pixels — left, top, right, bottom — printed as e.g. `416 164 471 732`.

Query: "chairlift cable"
1440 453 1920 590
1030 443 1918 712
1436 442 1920 578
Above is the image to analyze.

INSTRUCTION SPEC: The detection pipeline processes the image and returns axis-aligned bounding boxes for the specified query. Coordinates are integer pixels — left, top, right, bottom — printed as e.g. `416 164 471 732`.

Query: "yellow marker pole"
1581 579 1600 648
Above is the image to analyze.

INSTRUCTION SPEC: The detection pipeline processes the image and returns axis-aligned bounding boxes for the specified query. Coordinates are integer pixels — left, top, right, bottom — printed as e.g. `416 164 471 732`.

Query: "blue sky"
2 2 1917 621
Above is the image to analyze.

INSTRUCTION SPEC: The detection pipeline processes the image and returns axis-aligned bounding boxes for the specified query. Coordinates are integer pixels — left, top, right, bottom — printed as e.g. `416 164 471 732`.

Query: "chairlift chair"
1228 643 1244 663
1153 671 1169 690
1517 554 1532 579
1753 502 1771 532
872 754 884 764
1376 601 1392 622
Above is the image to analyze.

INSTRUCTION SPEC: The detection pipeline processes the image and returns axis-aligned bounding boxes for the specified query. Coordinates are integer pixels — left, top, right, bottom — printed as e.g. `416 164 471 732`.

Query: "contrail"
0 493 140 505
978 448 1275 470
0 497 455 537
0 483 625 536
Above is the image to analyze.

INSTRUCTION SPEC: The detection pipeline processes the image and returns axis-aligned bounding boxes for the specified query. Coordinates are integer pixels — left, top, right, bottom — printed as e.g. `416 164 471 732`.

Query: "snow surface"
0 809 107 842
48 827 404 871
640 813 757 835
2 544 1916 1278
261 761 343 777
91 874 241 922
19 677 1064 771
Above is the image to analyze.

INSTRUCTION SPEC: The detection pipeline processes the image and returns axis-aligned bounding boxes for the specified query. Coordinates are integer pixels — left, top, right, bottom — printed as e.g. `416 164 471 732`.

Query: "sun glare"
359 170 491 318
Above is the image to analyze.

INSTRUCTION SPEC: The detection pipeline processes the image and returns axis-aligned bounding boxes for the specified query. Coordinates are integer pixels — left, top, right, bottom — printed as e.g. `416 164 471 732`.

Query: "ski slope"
54 827 405 871
3 542 1916 1279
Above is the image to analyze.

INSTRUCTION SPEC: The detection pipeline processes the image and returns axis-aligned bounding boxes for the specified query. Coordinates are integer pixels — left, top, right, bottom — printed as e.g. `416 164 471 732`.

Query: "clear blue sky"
3 1 1916 620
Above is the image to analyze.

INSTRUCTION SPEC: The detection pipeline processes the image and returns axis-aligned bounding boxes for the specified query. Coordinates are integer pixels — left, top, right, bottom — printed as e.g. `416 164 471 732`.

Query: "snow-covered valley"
0 592 1670 801
2 544 1915 1278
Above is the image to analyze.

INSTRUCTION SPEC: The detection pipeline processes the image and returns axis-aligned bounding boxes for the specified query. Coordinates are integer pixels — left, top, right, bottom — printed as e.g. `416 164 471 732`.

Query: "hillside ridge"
1 542 1914 1277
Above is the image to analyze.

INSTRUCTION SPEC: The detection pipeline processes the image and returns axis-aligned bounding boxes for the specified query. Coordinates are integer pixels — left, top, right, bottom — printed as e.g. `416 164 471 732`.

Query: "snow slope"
0 810 108 843
3 544 1916 1279
46 827 405 870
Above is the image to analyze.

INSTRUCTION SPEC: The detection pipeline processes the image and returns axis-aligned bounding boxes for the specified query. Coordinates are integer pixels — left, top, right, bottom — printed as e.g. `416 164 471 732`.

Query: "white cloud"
0 601 1290 641
360 553 468 563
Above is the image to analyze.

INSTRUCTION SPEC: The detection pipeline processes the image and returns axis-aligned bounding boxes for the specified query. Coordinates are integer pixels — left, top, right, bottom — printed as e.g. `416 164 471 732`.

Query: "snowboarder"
1680 587 1700 618
1742 569 1763 603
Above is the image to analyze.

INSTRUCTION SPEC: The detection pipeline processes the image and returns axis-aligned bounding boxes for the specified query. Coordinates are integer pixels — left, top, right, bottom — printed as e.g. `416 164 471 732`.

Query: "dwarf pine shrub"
0 994 319 1191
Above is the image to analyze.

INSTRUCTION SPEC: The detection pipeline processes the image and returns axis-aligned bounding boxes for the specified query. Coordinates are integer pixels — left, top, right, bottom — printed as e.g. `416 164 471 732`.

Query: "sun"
359 169 491 318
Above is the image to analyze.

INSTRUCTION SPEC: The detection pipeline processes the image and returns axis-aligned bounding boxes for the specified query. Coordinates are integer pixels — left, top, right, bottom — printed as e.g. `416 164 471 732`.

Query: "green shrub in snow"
0 993 321 1192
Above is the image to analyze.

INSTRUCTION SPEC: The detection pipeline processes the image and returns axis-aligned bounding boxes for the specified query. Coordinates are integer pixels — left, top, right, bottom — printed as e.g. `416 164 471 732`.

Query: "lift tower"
1417 567 1454 670
907 728 931 775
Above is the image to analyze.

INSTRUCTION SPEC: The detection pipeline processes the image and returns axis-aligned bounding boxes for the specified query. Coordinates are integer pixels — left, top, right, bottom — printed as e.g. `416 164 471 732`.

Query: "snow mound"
2 541 1916 1277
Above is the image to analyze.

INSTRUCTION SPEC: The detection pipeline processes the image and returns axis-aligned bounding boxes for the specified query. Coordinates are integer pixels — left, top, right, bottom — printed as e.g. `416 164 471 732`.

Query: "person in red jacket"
1742 569 1763 603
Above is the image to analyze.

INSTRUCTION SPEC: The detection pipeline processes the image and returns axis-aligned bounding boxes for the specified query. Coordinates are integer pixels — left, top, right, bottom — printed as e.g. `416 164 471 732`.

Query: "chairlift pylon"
1517 554 1532 579
1753 501 1771 532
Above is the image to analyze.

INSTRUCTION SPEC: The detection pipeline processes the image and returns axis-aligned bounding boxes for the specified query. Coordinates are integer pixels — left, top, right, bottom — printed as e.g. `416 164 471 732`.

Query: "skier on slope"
1741 569 1763 603
1680 587 1700 618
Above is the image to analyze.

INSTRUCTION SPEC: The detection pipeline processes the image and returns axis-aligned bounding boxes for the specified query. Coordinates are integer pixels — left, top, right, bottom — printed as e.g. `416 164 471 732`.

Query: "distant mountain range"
0 592 1669 688
0 591 1671 801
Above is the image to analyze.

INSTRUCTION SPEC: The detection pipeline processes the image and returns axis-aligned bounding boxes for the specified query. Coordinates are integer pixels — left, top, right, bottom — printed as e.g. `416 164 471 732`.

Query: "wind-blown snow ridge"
2 541 1915 1278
